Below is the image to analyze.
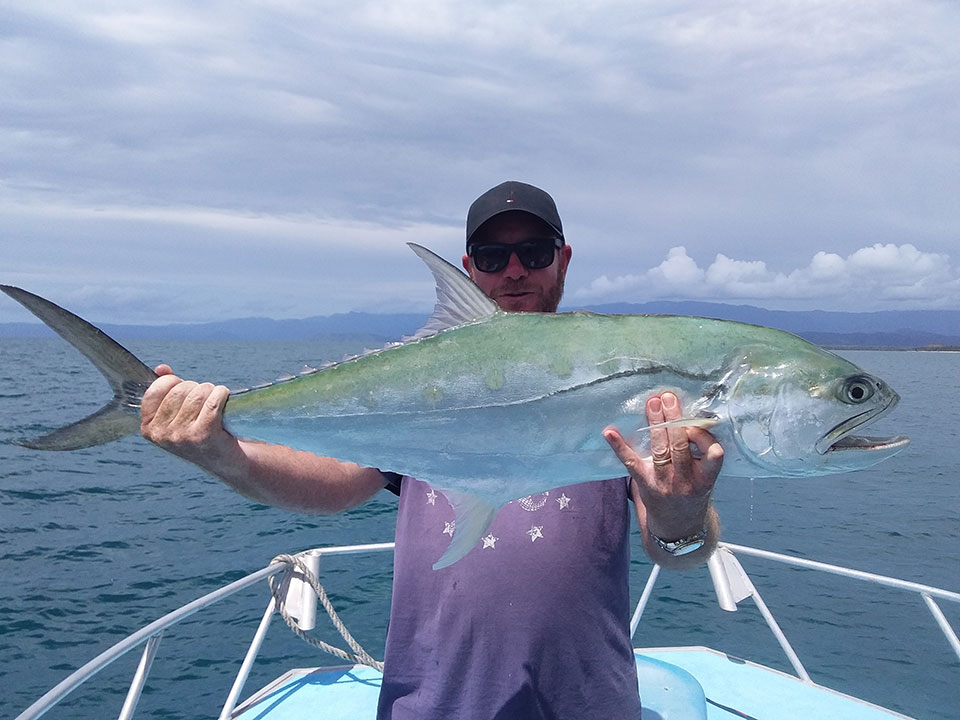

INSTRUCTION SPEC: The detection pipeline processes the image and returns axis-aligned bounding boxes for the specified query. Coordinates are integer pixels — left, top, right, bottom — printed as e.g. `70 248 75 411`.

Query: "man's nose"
502 250 528 279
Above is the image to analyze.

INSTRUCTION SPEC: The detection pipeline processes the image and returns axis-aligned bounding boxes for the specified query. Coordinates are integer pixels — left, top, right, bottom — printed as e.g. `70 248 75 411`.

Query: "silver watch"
651 528 707 556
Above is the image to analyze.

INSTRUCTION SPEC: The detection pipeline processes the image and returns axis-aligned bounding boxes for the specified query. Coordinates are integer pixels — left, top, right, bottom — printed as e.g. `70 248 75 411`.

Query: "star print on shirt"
556 493 571 510
426 489 437 505
482 533 498 549
443 521 456 536
527 525 544 542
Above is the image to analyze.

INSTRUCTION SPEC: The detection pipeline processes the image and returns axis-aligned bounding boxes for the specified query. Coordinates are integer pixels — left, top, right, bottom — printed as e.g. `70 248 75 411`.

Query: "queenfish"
1 244 909 568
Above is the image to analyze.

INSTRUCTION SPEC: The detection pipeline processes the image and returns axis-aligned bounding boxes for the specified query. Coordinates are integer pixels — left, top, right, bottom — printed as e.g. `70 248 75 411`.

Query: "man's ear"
557 243 572 276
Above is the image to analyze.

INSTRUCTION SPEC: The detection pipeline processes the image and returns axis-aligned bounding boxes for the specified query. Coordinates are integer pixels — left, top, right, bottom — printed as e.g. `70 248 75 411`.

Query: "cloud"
705 254 770 285
575 243 958 310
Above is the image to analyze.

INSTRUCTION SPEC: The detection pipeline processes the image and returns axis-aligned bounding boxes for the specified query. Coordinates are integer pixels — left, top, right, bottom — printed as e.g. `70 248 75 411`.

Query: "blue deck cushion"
634 652 708 720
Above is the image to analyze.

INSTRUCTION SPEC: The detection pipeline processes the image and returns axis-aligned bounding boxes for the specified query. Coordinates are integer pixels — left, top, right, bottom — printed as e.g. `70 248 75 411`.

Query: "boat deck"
642 648 910 719
232 648 910 719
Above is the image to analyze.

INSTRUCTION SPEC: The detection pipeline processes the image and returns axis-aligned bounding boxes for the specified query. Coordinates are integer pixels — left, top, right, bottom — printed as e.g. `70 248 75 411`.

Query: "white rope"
269 554 384 672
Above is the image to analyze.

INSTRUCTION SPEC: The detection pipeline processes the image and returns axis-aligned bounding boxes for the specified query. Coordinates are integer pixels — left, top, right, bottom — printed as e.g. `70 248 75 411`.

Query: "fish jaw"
818 433 911 472
826 433 911 453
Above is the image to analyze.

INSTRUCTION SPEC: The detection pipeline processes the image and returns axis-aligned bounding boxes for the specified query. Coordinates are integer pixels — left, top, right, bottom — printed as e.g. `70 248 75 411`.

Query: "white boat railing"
14 541 960 720
630 542 960 683
14 542 396 720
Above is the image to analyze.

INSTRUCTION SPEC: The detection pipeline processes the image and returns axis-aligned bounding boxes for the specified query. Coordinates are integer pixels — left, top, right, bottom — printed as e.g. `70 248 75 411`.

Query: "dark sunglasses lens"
516 241 556 269
473 245 511 273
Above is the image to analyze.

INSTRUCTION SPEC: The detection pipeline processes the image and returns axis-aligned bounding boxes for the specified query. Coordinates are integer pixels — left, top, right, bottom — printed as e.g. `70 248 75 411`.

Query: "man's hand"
141 364 239 470
603 390 723 567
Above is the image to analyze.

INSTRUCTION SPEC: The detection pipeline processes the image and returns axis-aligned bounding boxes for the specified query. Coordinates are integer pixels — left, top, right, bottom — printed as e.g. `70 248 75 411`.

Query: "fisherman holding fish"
4 179 907 716
138 181 722 719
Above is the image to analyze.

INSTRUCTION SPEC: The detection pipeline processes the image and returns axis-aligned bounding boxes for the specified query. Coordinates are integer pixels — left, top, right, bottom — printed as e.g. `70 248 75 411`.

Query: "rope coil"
269 553 384 672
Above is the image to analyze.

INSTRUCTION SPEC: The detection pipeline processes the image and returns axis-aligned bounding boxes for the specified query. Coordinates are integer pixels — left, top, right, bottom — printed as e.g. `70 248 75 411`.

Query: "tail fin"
1 285 158 450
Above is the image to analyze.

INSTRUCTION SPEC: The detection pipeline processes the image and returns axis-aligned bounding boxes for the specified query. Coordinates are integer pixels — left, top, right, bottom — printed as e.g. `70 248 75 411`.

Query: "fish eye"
842 376 875 404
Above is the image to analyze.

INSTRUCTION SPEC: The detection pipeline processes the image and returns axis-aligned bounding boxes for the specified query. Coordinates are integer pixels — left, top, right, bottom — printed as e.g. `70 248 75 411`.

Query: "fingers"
200 384 230 426
141 373 185 425
152 380 203 429
645 392 694 477
686 426 724 478
645 395 671 464
608 391 696 476
167 382 226 428
661 393 693 458
141 373 230 448
612 388 725 478
603 426 644 479
154 364 174 376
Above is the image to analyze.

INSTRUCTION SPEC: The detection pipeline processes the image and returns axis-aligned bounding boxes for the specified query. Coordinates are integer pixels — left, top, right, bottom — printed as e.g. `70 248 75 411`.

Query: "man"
141 181 722 719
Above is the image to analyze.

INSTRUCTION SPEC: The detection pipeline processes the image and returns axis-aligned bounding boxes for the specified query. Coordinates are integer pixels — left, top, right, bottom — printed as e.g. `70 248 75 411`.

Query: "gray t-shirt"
377 476 642 719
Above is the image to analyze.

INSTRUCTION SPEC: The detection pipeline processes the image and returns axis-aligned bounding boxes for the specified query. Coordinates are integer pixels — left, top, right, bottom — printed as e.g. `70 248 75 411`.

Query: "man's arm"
141 366 387 513
604 390 723 570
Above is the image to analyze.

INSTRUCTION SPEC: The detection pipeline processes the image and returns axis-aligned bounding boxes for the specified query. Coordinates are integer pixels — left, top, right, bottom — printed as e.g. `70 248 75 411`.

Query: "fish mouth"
827 434 911 453
816 397 908 455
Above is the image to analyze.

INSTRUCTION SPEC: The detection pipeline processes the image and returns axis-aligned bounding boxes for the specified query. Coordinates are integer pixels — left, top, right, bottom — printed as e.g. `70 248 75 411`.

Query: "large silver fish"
1 244 909 568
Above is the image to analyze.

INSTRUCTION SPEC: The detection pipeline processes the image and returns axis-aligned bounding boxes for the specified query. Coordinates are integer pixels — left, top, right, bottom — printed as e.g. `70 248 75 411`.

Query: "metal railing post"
116 632 164 720
922 593 960 662
218 600 277 720
630 564 661 638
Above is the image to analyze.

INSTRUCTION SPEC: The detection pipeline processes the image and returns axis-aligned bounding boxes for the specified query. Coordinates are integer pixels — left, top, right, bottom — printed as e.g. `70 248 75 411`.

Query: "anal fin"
433 491 500 570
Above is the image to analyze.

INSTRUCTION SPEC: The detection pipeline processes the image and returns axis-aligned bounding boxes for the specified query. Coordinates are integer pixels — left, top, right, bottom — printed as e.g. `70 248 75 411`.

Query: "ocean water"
0 339 957 719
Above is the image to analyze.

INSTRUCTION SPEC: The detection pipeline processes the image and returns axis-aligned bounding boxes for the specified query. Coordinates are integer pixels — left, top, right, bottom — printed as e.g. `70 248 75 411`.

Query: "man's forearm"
199 438 388 514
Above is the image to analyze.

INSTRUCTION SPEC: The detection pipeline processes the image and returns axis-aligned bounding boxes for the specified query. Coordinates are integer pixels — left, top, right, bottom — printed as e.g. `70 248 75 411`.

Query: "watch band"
651 528 707 556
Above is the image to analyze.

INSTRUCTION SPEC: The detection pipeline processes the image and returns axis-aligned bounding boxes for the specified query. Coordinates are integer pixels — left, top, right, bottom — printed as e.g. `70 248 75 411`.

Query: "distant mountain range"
2 301 958 349
581 301 960 349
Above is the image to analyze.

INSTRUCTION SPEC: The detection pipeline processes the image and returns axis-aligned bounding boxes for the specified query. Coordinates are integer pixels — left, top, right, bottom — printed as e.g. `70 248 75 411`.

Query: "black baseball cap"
466 181 564 249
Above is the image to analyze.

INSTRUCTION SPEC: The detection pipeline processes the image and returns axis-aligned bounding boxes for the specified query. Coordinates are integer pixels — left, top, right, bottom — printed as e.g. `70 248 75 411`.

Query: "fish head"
726 347 909 476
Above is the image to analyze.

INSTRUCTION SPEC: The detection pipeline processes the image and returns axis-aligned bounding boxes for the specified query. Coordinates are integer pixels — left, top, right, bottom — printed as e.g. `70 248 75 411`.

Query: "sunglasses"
468 237 563 274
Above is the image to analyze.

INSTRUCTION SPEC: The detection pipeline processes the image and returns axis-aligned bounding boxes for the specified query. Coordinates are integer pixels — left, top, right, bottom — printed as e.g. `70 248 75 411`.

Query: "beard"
491 277 565 313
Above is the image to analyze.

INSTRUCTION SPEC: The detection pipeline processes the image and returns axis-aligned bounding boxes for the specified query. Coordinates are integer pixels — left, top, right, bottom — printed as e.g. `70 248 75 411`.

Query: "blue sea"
1 339 958 719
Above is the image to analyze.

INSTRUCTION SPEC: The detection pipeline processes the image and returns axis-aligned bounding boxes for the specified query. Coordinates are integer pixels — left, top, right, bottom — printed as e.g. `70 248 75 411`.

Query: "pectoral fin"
432 491 500 570
635 416 719 434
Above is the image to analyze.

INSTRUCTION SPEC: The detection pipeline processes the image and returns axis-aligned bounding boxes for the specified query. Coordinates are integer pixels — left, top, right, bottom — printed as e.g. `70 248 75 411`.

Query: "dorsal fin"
407 243 499 340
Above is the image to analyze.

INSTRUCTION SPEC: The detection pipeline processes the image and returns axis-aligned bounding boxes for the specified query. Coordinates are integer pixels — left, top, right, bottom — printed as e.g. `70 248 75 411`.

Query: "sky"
2 0 959 324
